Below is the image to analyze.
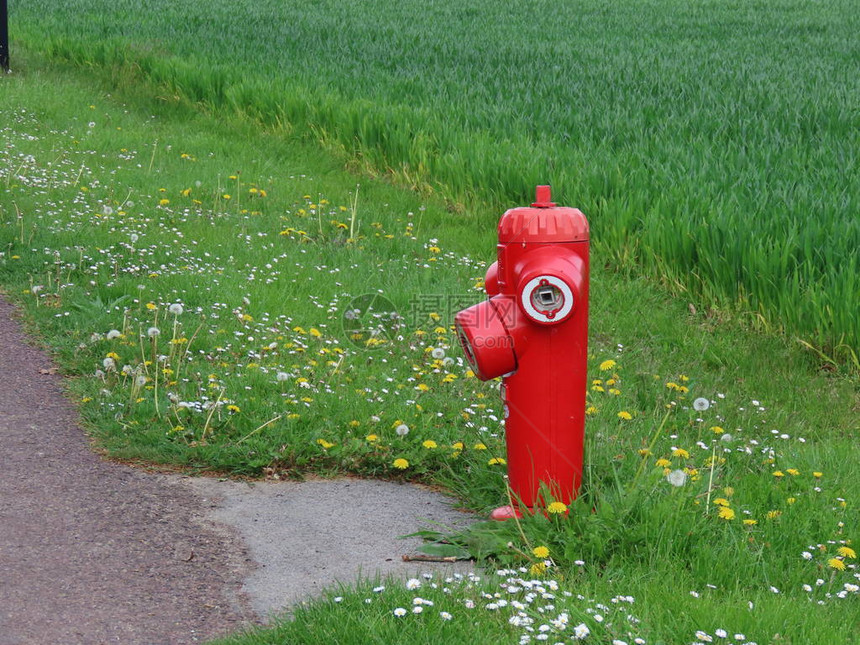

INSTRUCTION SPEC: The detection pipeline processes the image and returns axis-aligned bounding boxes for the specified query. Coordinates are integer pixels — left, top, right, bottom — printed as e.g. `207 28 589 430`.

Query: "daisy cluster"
363 570 648 644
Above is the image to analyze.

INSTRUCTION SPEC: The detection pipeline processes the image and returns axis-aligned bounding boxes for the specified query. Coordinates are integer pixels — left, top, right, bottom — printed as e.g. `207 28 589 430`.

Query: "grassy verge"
1 57 858 644
10 0 860 360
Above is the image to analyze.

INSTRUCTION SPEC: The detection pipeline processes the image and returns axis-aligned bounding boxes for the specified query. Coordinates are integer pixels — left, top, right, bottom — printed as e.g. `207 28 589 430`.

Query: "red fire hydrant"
455 185 589 520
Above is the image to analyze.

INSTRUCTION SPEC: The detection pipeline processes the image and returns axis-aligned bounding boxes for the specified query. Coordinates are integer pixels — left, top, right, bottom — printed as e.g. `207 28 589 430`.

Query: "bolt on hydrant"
455 186 589 520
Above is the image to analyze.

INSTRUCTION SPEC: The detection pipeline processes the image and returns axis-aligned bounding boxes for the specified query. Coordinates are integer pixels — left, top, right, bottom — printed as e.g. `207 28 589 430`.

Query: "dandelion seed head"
667 469 687 487
693 397 710 411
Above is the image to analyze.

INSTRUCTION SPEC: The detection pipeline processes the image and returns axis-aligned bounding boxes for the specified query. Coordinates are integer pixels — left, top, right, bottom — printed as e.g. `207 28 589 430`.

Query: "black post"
0 0 8 73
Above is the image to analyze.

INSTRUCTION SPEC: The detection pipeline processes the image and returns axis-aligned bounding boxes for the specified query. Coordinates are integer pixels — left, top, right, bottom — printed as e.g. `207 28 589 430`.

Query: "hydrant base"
489 505 523 521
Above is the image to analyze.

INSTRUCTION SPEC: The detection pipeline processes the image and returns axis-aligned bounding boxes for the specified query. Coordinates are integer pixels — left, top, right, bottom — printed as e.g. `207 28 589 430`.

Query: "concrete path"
0 294 471 644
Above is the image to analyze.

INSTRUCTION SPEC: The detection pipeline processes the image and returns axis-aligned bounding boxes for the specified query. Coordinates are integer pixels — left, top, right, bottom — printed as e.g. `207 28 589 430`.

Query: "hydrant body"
455 186 589 518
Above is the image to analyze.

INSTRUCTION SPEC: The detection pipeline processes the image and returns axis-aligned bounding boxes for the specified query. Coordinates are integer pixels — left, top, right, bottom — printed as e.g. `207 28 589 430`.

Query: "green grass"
2 56 859 644
9 0 860 362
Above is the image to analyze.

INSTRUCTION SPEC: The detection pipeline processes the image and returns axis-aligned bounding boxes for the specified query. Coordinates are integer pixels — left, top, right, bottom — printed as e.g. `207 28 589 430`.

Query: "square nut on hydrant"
455 186 589 520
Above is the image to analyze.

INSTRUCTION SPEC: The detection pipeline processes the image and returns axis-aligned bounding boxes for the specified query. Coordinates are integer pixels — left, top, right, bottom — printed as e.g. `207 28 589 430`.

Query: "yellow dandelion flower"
672 448 690 459
617 411 632 420
766 510 782 520
547 501 568 514
586 406 598 416
365 434 379 443
532 546 550 559
488 457 506 466
452 442 464 450
309 328 322 338
773 471 785 478
718 507 735 520
423 440 438 449
416 383 430 392
743 519 758 526
349 420 360 427
474 443 487 450
713 498 730 507
813 471 823 478
316 438 334 449
828 558 846 571
710 426 724 434
159 198 170 206
592 385 606 393
287 413 301 420
787 497 797 505
599 360 616 371
638 449 652 457
529 562 547 576
227 404 241 413
393 458 409 470
786 468 800 476
837 546 856 559
655 458 671 468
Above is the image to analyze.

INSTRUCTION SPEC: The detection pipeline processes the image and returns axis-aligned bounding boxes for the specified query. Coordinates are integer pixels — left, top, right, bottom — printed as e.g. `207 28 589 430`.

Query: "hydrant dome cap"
498 206 589 244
